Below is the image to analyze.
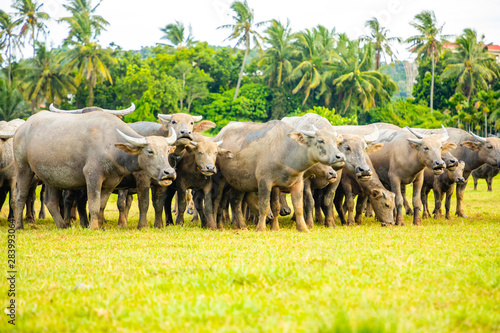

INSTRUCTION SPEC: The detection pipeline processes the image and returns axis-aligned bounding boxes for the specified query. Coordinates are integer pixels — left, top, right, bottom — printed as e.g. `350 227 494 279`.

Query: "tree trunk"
233 33 250 101
430 54 435 114
485 112 488 137
376 51 381 70
187 99 192 113
88 71 95 106
7 38 12 86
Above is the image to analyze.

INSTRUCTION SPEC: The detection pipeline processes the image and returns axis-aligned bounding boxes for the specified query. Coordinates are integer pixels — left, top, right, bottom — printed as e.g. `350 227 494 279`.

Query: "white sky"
1 0 499 61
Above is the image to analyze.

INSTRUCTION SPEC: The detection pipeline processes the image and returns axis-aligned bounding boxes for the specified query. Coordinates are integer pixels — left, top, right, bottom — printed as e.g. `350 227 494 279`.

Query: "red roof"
488 44 500 51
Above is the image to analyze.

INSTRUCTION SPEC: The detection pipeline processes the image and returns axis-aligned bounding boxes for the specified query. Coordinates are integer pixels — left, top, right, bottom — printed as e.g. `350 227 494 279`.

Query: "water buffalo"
214 120 345 232
13 111 177 230
421 160 466 219
472 164 499 191
410 128 500 217
368 126 456 226
0 123 17 221
49 103 136 116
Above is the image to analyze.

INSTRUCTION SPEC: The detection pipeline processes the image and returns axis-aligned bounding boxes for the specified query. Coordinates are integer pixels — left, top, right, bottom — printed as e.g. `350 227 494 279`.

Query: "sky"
1 0 500 61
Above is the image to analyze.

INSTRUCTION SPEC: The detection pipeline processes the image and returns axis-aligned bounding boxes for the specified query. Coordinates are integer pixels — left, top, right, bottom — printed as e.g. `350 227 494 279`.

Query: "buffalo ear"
218 148 233 159
115 143 142 155
193 120 216 133
366 143 383 154
289 132 307 145
337 135 344 144
169 147 177 154
441 142 457 153
371 189 383 198
157 117 170 129
460 141 481 151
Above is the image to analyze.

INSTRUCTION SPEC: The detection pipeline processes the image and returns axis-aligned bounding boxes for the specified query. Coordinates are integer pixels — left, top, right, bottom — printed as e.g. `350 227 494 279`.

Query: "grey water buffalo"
49 103 136 116
368 126 456 226
13 111 177 230
410 128 500 217
421 161 466 219
164 137 233 229
472 164 499 191
214 120 345 232
0 122 17 221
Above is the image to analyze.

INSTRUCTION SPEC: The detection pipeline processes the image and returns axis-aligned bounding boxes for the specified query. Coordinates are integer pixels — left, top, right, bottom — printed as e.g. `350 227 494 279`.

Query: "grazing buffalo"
410 128 500 217
215 120 345 232
421 161 466 219
368 126 456 225
13 111 177 230
472 164 499 191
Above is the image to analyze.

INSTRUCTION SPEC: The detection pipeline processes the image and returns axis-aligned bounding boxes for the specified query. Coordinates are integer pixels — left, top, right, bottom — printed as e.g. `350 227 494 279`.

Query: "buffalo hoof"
456 213 468 218
445 214 451 220
395 216 405 226
296 222 309 232
279 208 291 216
255 226 266 232
413 217 422 226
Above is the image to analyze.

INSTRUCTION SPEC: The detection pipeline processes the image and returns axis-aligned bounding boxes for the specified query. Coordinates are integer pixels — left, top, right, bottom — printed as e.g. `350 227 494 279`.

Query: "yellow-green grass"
1 177 499 332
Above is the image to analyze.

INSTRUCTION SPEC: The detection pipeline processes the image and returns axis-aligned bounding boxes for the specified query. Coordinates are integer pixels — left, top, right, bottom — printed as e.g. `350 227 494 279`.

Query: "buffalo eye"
190 122 194 125
423 146 429 150
487 145 493 149
171 120 177 124
345 146 351 151
385 203 390 208
317 139 325 144
147 149 154 155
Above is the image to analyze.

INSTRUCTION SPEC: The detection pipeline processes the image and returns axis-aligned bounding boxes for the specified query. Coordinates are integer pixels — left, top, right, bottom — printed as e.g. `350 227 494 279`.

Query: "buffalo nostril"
336 154 343 160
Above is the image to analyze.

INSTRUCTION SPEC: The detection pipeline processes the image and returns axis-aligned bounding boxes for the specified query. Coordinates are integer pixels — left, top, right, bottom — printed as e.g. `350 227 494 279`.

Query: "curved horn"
364 125 379 143
440 124 449 142
158 114 172 121
407 138 423 145
215 140 223 147
469 131 487 143
192 115 203 122
49 103 84 114
190 141 198 147
0 130 16 139
102 103 135 116
298 129 315 138
310 124 319 131
116 129 147 147
405 126 428 139
166 128 177 145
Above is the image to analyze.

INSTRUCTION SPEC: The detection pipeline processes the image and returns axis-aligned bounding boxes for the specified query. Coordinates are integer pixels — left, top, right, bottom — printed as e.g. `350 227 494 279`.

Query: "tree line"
1 0 499 135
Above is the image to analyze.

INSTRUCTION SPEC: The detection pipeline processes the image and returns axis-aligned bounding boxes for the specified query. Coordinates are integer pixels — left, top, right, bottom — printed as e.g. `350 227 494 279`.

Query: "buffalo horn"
405 126 428 139
103 103 135 116
192 115 203 122
190 141 198 147
440 124 449 142
49 104 84 114
299 129 315 137
0 130 16 139
158 114 172 121
116 129 147 147
215 140 223 147
469 131 487 143
166 129 177 145
310 124 319 131
364 125 379 143
407 138 423 145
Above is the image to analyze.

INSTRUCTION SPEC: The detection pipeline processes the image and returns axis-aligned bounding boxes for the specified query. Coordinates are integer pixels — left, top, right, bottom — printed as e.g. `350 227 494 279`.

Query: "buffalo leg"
487 176 493 192
162 186 176 227
432 188 444 219
473 175 478 190
455 181 468 218
313 190 325 224
23 184 36 223
444 187 454 219
303 180 314 229
192 190 206 227
421 187 431 219
290 179 308 232
365 201 374 217
38 184 46 219
116 190 129 228
84 165 104 230
229 189 246 230
401 185 413 216
279 192 291 216
355 194 368 225
323 182 339 227
98 189 113 227
204 183 217 230
390 176 404 226
63 190 77 227
334 190 347 226
411 172 424 226
14 166 36 230
175 186 187 226
45 186 66 229
270 188 280 231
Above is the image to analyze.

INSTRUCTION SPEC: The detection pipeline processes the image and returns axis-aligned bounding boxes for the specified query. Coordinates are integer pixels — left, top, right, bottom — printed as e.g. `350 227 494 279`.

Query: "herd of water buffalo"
1 104 499 232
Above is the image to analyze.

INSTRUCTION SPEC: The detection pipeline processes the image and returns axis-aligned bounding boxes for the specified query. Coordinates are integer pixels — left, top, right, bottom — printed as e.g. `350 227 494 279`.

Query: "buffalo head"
115 129 177 186
461 132 500 168
187 140 233 177
157 113 216 142
370 189 396 226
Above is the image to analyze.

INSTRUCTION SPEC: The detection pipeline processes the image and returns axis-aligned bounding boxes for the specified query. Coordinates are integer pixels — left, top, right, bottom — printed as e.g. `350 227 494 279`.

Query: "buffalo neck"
284 139 317 174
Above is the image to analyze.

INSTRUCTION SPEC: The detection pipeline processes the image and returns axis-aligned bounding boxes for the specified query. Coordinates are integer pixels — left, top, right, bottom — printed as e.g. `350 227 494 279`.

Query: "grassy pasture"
1 177 499 332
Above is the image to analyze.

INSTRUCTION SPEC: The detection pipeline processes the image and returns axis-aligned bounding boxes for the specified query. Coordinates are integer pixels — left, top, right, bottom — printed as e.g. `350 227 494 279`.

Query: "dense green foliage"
0 2 499 134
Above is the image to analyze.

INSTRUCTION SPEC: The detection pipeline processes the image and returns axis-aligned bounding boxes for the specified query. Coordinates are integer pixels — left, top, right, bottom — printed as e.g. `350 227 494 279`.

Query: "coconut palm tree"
441 29 498 102
160 21 195 48
0 10 23 85
0 77 27 120
60 0 114 106
12 0 49 59
259 19 294 87
24 43 76 110
287 28 331 105
218 0 267 100
362 17 401 70
331 41 397 114
406 10 448 113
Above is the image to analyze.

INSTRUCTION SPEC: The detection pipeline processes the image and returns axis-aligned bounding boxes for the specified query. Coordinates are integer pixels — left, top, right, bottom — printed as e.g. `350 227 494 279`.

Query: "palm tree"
406 10 448 113
218 0 267 100
362 17 401 70
331 41 397 114
24 43 76 110
0 77 27 120
0 10 23 85
288 28 331 105
441 29 498 102
160 21 194 48
259 19 294 87
12 0 49 59
60 0 114 106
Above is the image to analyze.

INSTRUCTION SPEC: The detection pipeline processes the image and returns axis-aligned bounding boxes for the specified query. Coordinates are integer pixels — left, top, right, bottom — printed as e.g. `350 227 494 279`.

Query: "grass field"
1 177 499 332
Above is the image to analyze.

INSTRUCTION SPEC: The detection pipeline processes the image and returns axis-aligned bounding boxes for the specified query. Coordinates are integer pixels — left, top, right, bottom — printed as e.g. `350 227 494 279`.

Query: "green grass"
1 177 499 332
